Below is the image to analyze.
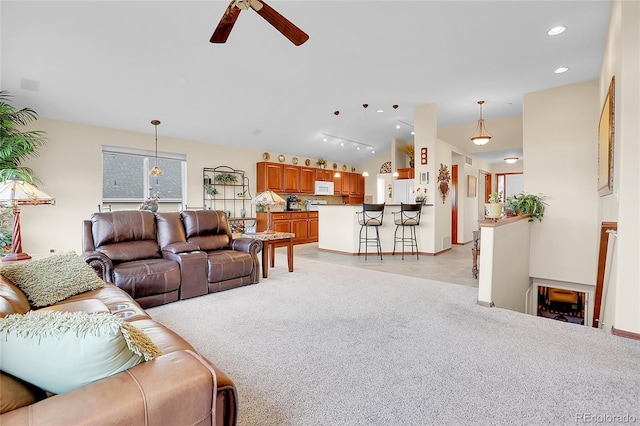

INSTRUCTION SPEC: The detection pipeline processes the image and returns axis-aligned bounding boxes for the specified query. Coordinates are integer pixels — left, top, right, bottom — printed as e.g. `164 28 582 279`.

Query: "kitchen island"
317 204 433 256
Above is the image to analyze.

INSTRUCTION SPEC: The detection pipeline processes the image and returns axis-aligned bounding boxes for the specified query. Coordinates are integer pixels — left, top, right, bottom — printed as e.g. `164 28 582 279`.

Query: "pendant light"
150 119 162 176
470 100 492 146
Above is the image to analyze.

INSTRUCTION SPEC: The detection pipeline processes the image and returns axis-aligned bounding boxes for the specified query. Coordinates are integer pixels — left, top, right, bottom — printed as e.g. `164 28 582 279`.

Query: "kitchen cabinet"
341 172 350 194
397 167 415 179
256 211 318 244
283 165 301 193
309 212 319 240
300 167 315 193
257 162 283 192
315 169 333 182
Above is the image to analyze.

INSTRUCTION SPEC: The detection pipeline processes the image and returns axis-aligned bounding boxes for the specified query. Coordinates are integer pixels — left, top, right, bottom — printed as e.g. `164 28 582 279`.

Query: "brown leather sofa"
82 210 262 308
0 275 237 426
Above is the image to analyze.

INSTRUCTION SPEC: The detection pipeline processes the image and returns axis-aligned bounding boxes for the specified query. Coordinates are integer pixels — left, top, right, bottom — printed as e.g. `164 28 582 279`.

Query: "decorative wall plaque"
420 147 428 165
437 163 450 204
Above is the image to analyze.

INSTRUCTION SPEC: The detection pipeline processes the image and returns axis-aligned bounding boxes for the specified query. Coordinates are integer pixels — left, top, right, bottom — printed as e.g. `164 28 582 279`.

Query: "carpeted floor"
148 255 640 426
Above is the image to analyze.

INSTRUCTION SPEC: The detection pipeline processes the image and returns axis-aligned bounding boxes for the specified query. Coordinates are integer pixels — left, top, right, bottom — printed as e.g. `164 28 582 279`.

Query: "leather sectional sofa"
0 272 237 425
82 210 263 308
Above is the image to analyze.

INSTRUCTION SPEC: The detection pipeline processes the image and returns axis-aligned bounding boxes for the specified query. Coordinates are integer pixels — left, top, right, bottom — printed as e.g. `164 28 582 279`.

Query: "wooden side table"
242 232 295 278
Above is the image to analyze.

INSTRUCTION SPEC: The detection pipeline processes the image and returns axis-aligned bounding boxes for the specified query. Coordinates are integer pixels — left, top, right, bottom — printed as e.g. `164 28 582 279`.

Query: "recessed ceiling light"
547 26 566 36
554 67 569 74
323 138 327 142
371 150 375 154
396 124 401 129
340 142 344 146
356 146 360 150
376 109 384 113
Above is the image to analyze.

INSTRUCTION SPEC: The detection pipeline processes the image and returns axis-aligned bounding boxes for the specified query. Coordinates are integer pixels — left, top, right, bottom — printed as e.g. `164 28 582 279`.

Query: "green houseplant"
506 192 548 222
214 172 238 185
0 91 47 184
204 184 218 198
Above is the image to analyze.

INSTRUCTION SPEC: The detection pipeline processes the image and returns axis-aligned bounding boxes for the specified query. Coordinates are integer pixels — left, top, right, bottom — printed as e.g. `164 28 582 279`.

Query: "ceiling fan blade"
251 0 309 46
210 1 242 43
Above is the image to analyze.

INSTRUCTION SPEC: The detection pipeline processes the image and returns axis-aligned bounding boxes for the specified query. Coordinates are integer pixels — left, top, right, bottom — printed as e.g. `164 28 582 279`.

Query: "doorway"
451 164 458 244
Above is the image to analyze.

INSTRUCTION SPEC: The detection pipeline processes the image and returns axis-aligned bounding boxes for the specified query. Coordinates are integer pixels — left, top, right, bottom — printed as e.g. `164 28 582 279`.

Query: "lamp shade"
470 100 492 146
251 190 284 234
0 180 55 206
252 190 285 206
0 179 55 262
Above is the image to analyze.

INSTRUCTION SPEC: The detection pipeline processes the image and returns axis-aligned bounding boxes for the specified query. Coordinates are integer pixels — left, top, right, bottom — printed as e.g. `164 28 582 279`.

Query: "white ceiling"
1 1 611 165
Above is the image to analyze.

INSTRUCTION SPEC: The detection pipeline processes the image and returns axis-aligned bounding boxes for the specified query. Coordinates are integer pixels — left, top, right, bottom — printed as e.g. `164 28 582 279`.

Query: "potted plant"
397 143 415 168
214 172 238 185
0 91 47 184
506 192 548 222
237 189 248 199
204 184 218 198
485 191 503 219
413 187 428 204
316 158 328 169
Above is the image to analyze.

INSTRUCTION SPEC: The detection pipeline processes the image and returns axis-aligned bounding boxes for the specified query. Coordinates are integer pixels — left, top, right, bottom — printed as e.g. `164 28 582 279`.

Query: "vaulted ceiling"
1 1 611 165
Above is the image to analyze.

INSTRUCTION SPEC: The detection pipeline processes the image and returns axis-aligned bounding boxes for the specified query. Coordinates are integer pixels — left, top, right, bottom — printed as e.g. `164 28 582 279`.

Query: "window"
102 145 186 203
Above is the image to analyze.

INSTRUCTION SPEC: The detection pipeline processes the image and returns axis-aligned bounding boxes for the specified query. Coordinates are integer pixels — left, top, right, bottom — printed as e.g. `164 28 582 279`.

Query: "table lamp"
0 179 55 261
252 189 285 234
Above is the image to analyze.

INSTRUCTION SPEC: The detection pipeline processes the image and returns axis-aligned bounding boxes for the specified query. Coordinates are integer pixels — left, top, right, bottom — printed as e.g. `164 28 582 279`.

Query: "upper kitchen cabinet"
300 167 315 193
283 165 301 193
257 162 283 192
315 169 333 182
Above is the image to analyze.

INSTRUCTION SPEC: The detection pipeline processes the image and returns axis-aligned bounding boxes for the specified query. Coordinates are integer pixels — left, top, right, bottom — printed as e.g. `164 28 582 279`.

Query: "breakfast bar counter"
317 204 433 256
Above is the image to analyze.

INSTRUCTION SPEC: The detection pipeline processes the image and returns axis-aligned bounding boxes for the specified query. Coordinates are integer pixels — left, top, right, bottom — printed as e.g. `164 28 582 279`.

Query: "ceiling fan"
210 0 309 46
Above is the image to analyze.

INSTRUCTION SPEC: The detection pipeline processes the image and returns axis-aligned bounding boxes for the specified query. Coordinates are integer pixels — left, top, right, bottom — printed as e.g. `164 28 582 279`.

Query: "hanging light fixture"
470 100 492 146
504 157 519 164
150 119 162 177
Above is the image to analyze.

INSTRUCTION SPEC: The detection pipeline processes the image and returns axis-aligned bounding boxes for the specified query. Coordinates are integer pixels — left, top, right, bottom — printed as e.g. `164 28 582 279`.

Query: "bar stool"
392 203 422 260
356 203 385 260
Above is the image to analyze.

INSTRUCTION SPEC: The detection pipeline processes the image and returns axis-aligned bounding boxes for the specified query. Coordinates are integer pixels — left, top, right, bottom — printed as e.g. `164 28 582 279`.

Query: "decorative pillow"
0 253 105 308
0 372 46 414
0 311 162 394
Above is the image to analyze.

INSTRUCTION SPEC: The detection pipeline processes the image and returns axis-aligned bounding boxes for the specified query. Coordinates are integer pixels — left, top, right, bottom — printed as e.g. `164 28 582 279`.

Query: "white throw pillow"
0 311 161 394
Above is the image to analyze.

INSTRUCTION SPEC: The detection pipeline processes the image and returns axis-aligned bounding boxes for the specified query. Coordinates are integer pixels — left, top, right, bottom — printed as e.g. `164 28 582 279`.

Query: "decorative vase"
240 208 246 218
409 159 415 168
485 203 503 219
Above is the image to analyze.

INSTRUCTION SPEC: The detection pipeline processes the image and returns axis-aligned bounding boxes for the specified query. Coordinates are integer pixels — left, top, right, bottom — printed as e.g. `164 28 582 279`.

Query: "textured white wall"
523 80 600 285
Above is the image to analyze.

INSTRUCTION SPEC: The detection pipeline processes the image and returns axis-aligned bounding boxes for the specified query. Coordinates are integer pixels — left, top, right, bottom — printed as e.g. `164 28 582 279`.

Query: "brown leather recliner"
158 210 262 294
82 210 182 308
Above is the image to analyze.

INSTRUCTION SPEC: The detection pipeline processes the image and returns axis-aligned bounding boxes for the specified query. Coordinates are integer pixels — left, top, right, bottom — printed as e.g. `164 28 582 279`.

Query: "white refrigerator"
393 179 415 204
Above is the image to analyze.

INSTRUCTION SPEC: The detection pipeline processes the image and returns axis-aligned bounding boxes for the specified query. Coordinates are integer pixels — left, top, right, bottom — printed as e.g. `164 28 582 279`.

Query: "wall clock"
380 161 392 173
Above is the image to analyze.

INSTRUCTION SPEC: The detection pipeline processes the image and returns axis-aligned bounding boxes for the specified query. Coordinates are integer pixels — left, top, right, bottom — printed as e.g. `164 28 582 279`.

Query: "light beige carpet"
148 255 640 426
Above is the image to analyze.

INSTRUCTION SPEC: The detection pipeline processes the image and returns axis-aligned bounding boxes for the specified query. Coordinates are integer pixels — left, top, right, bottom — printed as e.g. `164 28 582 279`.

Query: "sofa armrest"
81 251 114 282
0 350 217 426
162 241 201 254
229 237 262 256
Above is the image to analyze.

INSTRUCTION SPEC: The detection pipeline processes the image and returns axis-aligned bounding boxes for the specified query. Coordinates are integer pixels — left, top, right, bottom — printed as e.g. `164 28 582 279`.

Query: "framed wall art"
467 175 477 197
598 76 615 197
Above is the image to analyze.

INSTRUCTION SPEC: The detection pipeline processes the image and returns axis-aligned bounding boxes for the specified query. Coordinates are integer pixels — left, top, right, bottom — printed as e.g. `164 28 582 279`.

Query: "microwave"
314 181 334 195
